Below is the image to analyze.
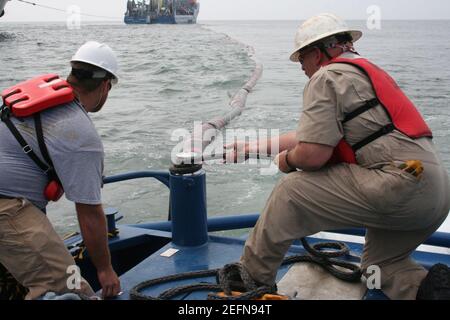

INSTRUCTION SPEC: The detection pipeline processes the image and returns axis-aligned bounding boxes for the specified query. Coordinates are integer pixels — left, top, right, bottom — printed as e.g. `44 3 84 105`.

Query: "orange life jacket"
1 74 75 202
324 57 433 165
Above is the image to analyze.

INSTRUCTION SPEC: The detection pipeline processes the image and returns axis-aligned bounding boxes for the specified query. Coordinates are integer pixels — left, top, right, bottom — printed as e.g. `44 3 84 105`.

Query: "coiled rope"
130 237 362 300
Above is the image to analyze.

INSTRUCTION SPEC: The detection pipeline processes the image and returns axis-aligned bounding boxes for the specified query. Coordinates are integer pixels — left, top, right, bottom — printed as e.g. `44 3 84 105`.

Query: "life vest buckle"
22 145 33 154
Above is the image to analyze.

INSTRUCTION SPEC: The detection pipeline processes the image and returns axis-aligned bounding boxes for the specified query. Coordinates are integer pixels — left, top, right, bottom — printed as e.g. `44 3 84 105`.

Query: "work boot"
417 263 450 300
216 263 277 295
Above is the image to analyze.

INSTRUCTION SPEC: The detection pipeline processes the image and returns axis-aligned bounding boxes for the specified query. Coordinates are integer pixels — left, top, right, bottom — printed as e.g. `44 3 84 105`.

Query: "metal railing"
103 171 450 250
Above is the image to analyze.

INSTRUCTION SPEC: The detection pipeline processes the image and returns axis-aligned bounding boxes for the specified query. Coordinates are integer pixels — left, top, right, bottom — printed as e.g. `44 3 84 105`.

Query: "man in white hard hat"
231 14 450 299
0 41 121 299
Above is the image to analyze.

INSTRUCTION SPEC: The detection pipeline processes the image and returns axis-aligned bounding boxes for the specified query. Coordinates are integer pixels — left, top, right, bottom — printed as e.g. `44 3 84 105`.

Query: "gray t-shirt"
0 100 104 209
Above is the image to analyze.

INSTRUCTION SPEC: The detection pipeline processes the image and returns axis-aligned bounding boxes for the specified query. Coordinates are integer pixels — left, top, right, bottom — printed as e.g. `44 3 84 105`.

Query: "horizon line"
2 18 450 23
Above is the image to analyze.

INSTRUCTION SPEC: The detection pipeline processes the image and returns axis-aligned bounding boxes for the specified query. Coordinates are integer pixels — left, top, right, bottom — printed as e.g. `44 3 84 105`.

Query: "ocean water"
1 20 449 235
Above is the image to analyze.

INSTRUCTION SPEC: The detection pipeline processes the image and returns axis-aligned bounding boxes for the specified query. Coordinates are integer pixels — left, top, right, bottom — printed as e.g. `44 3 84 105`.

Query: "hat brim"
71 58 119 84
289 30 362 62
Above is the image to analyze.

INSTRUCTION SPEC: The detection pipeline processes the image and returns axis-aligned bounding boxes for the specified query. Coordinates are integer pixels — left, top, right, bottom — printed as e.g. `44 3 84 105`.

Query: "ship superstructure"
124 0 199 24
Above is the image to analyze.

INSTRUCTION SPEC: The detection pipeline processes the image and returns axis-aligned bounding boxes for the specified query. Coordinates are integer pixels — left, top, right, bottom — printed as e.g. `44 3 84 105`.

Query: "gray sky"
2 0 450 22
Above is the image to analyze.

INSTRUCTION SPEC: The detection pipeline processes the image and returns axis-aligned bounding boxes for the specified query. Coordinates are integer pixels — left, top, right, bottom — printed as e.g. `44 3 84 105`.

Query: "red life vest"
324 57 433 165
1 74 75 202
2 74 74 117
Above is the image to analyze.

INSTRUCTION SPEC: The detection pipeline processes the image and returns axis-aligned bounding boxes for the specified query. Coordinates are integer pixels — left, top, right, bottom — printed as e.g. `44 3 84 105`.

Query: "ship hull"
124 16 150 24
174 15 196 24
124 14 197 24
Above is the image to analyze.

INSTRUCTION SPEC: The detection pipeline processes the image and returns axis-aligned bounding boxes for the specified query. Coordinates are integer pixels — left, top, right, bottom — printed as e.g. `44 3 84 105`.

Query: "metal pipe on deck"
132 214 450 249
132 213 259 232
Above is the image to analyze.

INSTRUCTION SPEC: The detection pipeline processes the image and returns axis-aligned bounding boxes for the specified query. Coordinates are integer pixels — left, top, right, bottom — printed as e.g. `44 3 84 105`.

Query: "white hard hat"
290 13 362 62
71 41 119 84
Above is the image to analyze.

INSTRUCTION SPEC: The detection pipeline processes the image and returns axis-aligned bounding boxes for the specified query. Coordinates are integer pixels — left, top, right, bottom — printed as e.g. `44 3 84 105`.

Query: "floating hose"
179 44 263 164
129 237 361 300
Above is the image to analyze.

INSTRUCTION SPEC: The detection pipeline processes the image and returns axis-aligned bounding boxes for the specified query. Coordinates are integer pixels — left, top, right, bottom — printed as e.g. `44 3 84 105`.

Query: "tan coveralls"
241 56 450 300
0 198 95 300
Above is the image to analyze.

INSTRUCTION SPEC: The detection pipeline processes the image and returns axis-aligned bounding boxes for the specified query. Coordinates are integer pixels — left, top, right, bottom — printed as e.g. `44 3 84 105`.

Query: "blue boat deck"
68 224 450 300
64 170 450 300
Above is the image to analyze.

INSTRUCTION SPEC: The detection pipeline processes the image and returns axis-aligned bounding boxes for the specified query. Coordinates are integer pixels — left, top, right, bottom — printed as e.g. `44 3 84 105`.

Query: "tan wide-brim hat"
290 13 363 62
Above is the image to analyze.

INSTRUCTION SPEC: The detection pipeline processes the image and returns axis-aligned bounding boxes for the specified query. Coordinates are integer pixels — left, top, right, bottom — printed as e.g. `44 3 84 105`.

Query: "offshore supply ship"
124 0 199 24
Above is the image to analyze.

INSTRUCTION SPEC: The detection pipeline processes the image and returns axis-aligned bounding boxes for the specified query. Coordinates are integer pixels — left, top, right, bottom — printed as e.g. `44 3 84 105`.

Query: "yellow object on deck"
216 291 290 300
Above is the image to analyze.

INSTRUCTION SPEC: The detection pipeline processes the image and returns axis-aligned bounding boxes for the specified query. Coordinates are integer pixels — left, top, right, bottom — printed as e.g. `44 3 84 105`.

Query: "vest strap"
1 112 57 180
343 98 380 123
34 113 59 181
352 123 395 151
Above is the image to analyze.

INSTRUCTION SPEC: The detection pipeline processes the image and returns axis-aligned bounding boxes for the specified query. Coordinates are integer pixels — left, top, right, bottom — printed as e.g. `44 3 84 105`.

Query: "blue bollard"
169 167 208 247
105 208 118 234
